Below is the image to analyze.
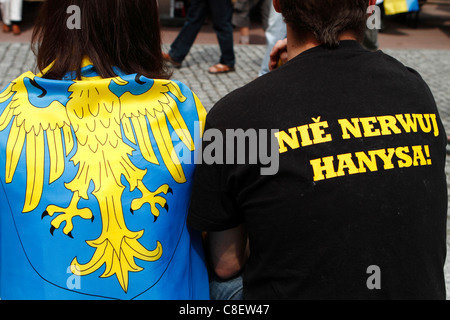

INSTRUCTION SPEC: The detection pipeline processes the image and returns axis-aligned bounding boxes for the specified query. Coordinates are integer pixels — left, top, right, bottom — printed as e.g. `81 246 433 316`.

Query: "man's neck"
287 26 358 60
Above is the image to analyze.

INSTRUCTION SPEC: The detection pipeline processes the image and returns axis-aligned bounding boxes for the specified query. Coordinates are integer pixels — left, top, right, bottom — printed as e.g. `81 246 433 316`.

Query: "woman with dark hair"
0 0 209 300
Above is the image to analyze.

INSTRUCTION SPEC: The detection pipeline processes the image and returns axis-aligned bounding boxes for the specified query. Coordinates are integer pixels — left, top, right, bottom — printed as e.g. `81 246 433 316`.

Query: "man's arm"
206 223 249 280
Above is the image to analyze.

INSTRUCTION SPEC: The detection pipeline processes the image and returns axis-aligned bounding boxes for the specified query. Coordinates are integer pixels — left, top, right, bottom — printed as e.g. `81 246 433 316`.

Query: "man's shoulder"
373 49 427 81
207 67 289 126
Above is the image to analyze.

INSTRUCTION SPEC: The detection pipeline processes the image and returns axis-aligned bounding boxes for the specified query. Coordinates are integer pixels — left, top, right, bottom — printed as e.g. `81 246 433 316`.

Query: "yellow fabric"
384 0 409 15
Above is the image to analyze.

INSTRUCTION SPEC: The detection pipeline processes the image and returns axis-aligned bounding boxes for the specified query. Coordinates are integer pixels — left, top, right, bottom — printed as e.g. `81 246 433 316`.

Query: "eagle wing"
116 78 204 184
0 74 74 212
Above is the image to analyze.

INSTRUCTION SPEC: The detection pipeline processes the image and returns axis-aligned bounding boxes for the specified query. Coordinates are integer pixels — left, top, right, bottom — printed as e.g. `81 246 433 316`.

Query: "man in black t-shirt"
188 0 448 299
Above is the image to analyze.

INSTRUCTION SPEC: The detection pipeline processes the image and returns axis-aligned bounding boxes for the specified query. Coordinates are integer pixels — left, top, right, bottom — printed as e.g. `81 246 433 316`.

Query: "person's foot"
2 24 11 33
162 52 182 68
239 27 250 45
208 64 235 74
239 35 250 45
11 24 21 35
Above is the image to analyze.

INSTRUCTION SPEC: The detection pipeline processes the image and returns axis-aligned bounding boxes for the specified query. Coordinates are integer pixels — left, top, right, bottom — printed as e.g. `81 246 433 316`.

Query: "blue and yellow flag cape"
0 60 209 300
384 0 420 15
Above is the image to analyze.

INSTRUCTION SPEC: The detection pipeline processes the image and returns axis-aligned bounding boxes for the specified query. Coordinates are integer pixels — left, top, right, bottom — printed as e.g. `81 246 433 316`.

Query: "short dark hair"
279 0 369 47
32 0 171 80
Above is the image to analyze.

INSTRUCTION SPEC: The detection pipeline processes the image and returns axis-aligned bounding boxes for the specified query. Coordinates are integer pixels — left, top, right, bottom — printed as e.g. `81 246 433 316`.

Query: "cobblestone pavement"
1 42 450 298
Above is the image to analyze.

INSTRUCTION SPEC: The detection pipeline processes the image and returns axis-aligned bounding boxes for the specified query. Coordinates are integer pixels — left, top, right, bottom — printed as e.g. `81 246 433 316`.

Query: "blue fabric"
384 0 419 15
406 0 420 11
0 63 209 300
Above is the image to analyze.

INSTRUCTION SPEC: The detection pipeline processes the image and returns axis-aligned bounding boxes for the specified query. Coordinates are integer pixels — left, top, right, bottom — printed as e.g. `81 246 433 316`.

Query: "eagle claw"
49 225 73 238
42 210 49 219
43 195 94 238
131 183 172 221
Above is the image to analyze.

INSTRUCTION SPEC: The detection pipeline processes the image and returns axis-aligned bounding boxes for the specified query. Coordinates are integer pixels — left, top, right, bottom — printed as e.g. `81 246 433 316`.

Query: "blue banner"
0 61 209 300
384 0 420 15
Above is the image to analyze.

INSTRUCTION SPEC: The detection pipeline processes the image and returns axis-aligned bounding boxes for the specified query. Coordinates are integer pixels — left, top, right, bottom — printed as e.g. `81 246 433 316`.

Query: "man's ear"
273 0 281 13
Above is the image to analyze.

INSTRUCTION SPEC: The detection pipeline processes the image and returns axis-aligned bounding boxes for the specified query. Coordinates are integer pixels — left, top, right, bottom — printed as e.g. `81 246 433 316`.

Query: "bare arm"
206 224 249 280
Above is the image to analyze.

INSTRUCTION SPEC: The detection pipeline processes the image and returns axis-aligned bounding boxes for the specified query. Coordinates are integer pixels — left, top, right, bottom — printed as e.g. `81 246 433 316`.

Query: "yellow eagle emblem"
0 67 206 293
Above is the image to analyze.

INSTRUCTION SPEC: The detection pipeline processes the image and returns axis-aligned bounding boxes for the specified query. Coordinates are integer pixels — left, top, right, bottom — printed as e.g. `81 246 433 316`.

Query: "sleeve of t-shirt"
187 119 244 232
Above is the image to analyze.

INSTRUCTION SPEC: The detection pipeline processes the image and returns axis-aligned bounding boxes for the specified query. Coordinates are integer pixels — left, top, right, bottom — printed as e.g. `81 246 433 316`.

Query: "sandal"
239 35 250 45
208 64 235 74
12 24 21 36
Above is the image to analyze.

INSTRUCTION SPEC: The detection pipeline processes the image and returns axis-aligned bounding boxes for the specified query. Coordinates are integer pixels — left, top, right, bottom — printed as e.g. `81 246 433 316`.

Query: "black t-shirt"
188 41 448 299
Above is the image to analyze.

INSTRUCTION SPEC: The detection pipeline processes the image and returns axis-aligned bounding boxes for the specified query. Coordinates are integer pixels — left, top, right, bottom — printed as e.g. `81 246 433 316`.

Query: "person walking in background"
164 0 236 74
0 0 23 35
363 0 384 51
232 0 271 45
258 1 286 76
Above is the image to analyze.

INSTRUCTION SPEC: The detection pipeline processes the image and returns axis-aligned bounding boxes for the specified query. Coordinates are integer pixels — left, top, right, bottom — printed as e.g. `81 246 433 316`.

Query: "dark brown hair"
32 0 171 80
279 0 369 47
